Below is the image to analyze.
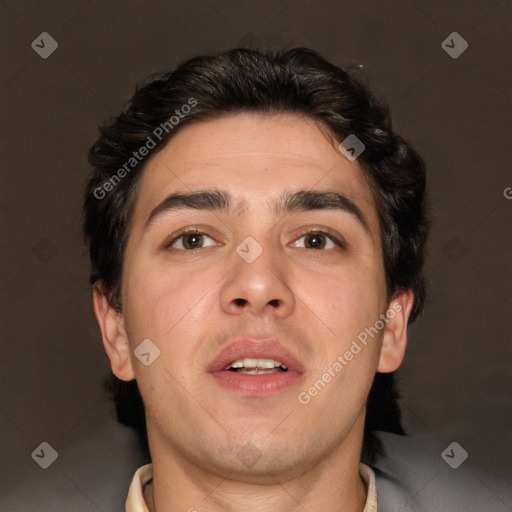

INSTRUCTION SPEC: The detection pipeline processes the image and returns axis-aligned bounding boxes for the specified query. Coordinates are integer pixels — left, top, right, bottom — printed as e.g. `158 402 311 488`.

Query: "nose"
219 237 296 318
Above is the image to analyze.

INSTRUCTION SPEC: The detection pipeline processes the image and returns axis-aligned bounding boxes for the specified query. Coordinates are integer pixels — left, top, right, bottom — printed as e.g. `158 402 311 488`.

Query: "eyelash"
165 227 346 251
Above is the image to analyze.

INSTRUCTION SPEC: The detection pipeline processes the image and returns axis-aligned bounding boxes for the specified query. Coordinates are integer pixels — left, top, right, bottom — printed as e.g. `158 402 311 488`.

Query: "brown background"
1 1 511 510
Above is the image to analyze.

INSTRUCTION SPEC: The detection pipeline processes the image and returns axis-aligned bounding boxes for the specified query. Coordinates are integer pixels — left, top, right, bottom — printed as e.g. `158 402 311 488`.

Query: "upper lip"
207 338 305 373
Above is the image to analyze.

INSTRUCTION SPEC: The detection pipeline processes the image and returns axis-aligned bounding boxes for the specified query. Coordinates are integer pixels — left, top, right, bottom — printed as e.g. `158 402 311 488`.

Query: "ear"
92 284 135 381
377 289 415 373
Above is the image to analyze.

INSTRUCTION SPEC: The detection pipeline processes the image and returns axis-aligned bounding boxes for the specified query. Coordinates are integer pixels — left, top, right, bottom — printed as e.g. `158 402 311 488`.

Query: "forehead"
131 113 378 231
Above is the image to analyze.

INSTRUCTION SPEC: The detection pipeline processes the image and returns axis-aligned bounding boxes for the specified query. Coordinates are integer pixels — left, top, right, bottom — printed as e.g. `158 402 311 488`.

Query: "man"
83 47 428 511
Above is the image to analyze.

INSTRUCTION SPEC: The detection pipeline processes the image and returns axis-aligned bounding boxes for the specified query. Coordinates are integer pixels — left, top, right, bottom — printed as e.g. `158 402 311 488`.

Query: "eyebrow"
144 188 371 235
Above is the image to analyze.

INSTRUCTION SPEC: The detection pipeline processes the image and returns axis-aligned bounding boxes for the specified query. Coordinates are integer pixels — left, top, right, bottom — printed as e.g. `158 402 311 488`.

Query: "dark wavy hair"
83 47 429 467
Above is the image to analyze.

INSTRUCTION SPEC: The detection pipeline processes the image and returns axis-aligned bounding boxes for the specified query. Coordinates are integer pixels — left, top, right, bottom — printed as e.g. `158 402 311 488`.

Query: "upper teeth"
225 358 287 370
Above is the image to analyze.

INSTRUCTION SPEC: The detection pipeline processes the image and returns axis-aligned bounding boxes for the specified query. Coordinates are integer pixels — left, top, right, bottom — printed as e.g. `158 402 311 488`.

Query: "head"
83 47 429 472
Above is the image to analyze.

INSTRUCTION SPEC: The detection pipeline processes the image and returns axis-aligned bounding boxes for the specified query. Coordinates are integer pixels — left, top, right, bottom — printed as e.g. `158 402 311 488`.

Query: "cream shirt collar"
125 462 377 511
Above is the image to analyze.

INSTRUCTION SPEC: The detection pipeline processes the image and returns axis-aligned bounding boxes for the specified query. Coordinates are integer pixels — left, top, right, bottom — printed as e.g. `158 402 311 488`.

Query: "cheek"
122 257 220 375
294 258 385 339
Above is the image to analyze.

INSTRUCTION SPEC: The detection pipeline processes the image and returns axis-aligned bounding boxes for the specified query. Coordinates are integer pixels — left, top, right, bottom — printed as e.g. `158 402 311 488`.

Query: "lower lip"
210 370 303 396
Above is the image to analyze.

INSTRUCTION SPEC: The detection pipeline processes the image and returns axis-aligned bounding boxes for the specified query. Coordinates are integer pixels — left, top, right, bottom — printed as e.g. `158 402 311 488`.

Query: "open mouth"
224 358 289 375
207 338 304 396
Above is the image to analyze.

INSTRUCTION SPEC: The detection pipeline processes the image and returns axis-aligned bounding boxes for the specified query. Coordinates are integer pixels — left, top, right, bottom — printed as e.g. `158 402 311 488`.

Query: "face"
95 112 412 481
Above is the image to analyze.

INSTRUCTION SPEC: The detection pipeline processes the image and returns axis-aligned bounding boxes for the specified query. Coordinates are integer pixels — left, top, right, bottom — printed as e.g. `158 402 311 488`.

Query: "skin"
93 112 414 512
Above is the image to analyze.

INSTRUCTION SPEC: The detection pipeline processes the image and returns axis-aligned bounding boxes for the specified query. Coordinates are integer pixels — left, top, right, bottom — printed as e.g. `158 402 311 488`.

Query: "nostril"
268 299 280 307
235 298 247 306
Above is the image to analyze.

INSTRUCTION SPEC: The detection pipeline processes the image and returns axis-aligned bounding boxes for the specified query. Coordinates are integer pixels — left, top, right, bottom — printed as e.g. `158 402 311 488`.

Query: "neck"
143 419 369 512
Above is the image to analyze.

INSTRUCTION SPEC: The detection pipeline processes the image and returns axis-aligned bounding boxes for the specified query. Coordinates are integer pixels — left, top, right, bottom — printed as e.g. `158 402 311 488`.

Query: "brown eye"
292 230 342 250
304 233 328 249
167 231 216 250
181 233 205 249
